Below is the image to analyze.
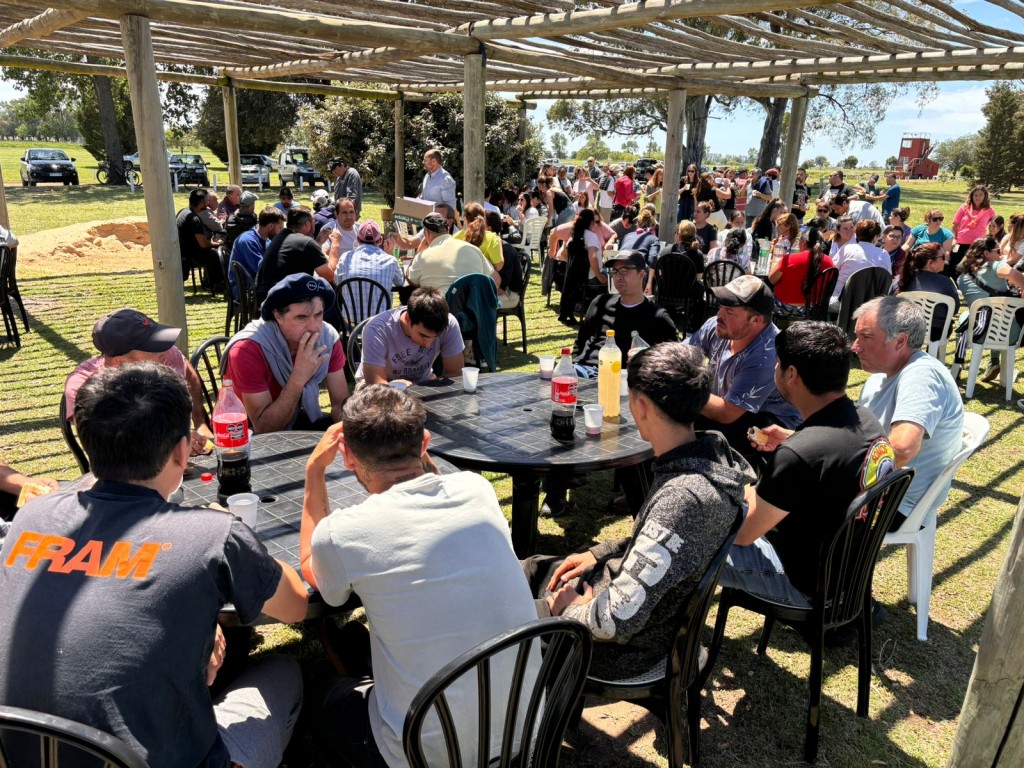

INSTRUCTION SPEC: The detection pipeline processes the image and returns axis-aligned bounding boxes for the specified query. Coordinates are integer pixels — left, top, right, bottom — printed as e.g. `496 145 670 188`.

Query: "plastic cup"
539 356 555 380
620 369 629 397
584 404 604 436
462 366 480 393
227 492 259 528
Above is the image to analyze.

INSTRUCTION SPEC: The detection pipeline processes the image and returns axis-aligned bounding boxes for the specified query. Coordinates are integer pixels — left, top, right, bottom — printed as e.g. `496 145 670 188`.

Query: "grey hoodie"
560 431 754 679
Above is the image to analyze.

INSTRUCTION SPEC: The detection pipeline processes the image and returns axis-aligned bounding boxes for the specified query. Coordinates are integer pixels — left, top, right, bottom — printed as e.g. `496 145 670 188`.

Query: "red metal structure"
895 133 940 179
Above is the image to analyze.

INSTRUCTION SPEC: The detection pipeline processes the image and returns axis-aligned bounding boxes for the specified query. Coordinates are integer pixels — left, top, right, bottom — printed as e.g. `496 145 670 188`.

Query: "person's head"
257 205 286 237
815 201 832 218
622 204 639 226
92 308 181 365
882 224 904 252
727 210 745 229
405 287 451 340
835 215 856 243
765 168 780 181
636 207 656 230
623 165 635 180
603 250 647 300
335 198 357 230
750 167 762 180
1008 213 1024 245
960 235 1002 277
530 189 543 206
675 219 697 246
461 202 487 247
851 296 925 375
967 184 991 210
310 188 331 212
829 193 850 215
75 362 191 484
587 156 596 167
775 321 851 400
239 190 259 212
536 176 551 192
724 228 747 256
651 168 664 187
328 157 348 177
891 206 910 226
223 185 242 205
260 273 335 347
484 210 503 234
899 242 944 291
575 166 588 180
278 186 294 205
356 220 383 246
829 169 844 184
796 167 807 183
204 191 218 210
684 164 698 180
855 219 881 245
925 208 944 228
286 206 314 235
885 171 898 184
711 275 774 341
188 188 207 212
423 148 442 173
694 201 711 224
557 166 567 178
627 343 710 432
340 385 428 480
420 212 448 245
776 213 799 243
988 215 1006 238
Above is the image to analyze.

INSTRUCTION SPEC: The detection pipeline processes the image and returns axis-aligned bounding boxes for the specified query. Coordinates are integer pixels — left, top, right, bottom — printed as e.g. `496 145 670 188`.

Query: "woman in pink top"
951 184 996 275
612 166 637 219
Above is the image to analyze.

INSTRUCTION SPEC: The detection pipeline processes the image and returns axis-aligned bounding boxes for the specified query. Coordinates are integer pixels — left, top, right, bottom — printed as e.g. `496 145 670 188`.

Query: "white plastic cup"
584 404 604 436
620 369 629 397
539 356 555 380
227 492 259 528
462 366 480 393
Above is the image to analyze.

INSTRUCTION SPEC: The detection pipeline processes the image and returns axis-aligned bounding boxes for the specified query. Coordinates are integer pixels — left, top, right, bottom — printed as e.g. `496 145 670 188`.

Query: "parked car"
237 154 273 185
277 147 324 187
635 157 658 175
20 148 79 186
123 149 174 170
169 154 210 186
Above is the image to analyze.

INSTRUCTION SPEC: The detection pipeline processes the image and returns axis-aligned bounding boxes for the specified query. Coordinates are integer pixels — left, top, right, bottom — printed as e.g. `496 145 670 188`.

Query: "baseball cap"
357 220 383 245
711 275 775 315
421 212 448 233
311 189 330 205
261 274 337 321
239 191 259 208
602 250 647 271
92 308 181 357
328 157 344 171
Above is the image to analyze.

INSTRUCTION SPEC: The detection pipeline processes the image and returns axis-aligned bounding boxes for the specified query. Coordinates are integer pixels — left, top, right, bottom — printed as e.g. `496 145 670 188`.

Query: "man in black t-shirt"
792 167 811 221
718 322 896 607
822 169 859 203
176 187 221 289
255 205 340 303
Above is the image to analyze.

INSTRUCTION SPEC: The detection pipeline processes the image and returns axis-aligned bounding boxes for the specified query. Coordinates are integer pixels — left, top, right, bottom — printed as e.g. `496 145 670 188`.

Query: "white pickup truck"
277 147 326 188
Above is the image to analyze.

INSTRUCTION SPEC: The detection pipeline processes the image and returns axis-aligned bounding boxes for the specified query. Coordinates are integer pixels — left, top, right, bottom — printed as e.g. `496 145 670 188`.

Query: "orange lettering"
98 541 162 580
5 532 167 580
58 540 105 577
25 534 75 571
4 530 44 567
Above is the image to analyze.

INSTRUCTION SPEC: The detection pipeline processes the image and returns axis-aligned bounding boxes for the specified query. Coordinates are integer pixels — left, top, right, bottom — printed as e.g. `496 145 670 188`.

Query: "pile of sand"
18 218 153 272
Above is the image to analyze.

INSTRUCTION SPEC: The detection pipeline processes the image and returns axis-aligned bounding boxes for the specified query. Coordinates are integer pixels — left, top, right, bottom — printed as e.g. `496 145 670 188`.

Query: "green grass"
2 167 1024 767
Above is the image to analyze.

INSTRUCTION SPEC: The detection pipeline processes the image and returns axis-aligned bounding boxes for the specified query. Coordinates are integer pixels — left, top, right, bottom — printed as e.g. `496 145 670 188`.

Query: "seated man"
216 184 242 222
224 190 260 254
176 188 220 288
406 212 498 296
333 220 405 304
224 274 348 433
852 296 963 530
685 275 801 463
64 308 212 455
300 385 540 767
229 206 286 300
255 206 341 304
358 287 464 386
0 362 309 767
524 343 753 679
718 322 896 608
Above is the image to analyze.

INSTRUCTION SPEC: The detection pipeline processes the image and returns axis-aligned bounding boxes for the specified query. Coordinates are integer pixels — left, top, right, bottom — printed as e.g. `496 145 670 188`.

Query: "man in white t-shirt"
299 385 540 768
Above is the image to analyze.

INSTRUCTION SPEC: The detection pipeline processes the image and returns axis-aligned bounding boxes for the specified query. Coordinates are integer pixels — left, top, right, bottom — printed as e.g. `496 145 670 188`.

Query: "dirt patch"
17 217 153 272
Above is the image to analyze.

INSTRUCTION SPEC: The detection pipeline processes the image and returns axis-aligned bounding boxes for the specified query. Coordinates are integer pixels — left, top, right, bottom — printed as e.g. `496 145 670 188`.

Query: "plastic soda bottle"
598 330 620 420
550 348 577 441
212 379 251 504
630 330 650 353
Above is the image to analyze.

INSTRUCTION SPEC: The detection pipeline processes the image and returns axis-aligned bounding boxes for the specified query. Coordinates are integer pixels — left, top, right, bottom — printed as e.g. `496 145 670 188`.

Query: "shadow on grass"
19 312 90 363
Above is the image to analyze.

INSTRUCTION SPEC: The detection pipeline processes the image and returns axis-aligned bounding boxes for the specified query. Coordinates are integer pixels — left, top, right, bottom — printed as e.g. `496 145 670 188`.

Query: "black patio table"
410 372 654 556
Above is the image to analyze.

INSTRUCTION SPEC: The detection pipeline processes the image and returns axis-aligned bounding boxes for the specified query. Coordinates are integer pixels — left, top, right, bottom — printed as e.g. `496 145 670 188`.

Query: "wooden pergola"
1 0 1023 348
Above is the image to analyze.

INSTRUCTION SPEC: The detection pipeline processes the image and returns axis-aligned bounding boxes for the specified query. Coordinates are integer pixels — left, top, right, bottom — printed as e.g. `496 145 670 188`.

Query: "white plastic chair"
899 290 955 361
514 216 546 264
963 297 1024 400
883 412 989 641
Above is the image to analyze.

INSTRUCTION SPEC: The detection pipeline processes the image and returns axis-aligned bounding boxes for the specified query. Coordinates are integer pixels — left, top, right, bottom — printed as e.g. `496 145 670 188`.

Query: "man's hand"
206 624 227 686
546 551 598 592
747 424 793 452
329 228 341 247
292 331 331 385
548 582 594 616
308 422 344 473
189 430 213 456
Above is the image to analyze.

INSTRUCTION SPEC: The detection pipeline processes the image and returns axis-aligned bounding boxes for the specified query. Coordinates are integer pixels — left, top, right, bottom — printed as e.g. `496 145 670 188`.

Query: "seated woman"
770 213 800 262
768 219 834 316
749 197 788 246
896 242 960 344
882 224 909 278
707 228 750 273
889 205 912 241
951 236 1024 382
656 220 706 329
1000 212 1023 266
620 207 661 268
559 208 606 325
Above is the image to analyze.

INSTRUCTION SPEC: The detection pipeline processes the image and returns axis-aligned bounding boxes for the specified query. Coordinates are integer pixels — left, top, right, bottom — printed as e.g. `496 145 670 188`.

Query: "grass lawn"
1 171 1024 767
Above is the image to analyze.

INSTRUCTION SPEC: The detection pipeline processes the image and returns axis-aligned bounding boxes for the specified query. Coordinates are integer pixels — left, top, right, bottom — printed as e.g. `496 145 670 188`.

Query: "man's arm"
440 353 464 379
735 485 790 546
259 560 309 624
889 421 925 468
701 395 747 424
194 232 212 250
0 462 58 497
300 424 344 589
326 369 349 423
239 333 331 433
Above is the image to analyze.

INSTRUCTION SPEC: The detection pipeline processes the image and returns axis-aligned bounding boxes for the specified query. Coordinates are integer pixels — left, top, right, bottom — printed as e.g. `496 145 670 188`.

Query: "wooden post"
947 491 1024 766
463 52 485 204
779 95 809 210
659 89 686 245
394 97 405 201
222 82 241 186
0 159 9 230
518 100 528 185
120 14 188 353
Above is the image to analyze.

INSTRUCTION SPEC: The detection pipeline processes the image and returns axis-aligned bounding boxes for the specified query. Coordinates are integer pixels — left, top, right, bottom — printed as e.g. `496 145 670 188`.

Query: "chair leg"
698 592 732 691
965 344 984 399
1003 348 1014 402
501 314 508 346
905 541 918 606
519 313 528 355
11 289 29 332
755 617 776 656
804 631 824 764
685 683 702 768
857 603 872 717
915 535 935 642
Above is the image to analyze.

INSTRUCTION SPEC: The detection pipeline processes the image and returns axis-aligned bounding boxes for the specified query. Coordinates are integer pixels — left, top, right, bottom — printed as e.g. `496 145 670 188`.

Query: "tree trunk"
683 95 711 170
87 56 125 184
756 97 788 171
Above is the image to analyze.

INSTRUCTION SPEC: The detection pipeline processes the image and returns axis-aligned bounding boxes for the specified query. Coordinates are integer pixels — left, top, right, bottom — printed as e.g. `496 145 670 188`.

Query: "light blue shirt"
858 351 963 515
421 167 457 208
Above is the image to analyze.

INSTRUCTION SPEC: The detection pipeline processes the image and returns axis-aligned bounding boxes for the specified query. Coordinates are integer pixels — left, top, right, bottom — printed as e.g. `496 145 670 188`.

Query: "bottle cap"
561 347 571 355
223 379 233 387
606 330 614 337
201 472 214 483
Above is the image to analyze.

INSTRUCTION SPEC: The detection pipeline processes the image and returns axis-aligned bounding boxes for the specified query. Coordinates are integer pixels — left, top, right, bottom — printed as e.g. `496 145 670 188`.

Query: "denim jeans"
719 538 812 609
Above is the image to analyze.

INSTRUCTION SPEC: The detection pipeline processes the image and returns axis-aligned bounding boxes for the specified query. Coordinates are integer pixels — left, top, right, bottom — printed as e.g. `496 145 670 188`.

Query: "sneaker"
606 494 631 515
982 364 1002 383
541 495 571 517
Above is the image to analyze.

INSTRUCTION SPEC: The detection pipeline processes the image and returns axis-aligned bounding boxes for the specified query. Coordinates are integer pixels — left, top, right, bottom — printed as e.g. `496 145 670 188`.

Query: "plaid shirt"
334 244 406 324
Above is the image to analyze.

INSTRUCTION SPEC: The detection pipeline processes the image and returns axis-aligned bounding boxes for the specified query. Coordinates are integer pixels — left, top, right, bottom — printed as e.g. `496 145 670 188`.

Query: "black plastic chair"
0 247 21 347
58 393 89 474
805 266 839 321
335 277 392 344
190 335 230 420
836 266 892 340
3 246 29 332
345 317 370 381
231 261 258 330
497 250 532 354
701 468 915 764
0 705 147 767
653 251 698 329
703 261 745 319
219 246 237 335
577 506 743 768
403 618 592 768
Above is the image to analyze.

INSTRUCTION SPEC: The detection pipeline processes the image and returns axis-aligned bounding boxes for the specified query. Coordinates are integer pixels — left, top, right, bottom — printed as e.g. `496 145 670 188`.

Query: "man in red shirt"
224 273 348 433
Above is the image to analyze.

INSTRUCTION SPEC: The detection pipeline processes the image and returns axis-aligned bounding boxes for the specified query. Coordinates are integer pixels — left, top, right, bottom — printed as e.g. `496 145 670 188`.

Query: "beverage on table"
212 379 251 504
550 348 577 441
597 330 620 420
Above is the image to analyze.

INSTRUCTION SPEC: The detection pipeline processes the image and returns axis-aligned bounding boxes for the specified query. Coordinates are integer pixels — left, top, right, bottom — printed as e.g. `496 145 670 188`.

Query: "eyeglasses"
816 208 830 213
606 267 639 276
930 216 944 222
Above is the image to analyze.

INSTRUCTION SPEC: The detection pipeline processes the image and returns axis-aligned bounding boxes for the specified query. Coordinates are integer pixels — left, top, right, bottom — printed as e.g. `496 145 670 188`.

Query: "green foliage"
299 92 541 204
841 154 859 169
196 88 297 162
549 131 568 159
932 134 976 174
886 155 899 168
644 138 659 155
974 84 1024 194
75 77 136 160
575 133 611 160
621 139 639 155
959 165 977 184
0 97 78 141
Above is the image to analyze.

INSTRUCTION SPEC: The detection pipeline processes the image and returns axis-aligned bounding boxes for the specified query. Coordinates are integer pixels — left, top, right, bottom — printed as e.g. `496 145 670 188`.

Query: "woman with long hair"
677 163 698 222
558 208 606 325
897 242 959 343
951 185 996 276
454 202 504 272
889 206 912 240
693 172 720 222
988 215 1006 245
750 198 787 241
772 213 800 260
573 166 599 209
768 219 835 314
644 167 664 205
656 219 706 331
1000 212 1024 266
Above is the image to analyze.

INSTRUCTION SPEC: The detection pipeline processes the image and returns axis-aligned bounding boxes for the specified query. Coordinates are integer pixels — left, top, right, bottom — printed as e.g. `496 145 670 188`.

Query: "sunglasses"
816 208 829 213
931 217 944 222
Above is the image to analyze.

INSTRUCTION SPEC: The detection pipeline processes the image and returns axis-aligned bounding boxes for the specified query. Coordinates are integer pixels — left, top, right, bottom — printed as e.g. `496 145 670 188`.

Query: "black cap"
711 275 775 315
92 309 181 357
421 212 448 233
602 250 647 271
328 157 344 171
261 274 337 321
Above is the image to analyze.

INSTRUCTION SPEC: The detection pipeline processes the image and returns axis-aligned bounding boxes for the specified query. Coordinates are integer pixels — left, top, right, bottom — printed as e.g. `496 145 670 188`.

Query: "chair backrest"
894 412 990 534
518 249 532 295
519 216 547 257
189 335 230 420
0 246 12 294
836 266 892 338
899 290 955 346
0 704 148 768
345 317 370 380
653 251 697 312
967 297 1024 349
231 261 258 328
217 246 232 302
403 618 592 768
816 467 915 629
336 277 392 337
58 393 89 474
805 267 839 321
703 260 744 289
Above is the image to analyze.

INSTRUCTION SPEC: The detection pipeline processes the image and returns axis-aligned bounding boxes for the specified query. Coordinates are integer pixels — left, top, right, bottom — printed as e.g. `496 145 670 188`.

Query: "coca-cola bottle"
550 348 577 442
212 380 251 504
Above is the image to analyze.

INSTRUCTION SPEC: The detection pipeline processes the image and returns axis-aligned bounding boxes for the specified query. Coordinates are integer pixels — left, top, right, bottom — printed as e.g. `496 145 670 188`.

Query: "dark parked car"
20 148 79 186
170 154 210 186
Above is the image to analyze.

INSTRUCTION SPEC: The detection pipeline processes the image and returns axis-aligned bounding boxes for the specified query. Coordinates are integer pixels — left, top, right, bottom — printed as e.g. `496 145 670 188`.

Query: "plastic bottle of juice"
598 330 620 420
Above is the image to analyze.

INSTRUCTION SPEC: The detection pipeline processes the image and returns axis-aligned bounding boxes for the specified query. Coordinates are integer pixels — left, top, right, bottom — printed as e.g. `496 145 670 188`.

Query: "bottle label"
213 413 248 448
551 376 578 404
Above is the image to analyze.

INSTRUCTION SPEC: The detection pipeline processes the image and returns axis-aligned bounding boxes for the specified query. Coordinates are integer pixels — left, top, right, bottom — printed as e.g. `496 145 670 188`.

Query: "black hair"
189 188 207 208
286 206 313 230
407 287 450 334
775 322 850 395
278 185 293 200
626 343 710 427
258 206 286 228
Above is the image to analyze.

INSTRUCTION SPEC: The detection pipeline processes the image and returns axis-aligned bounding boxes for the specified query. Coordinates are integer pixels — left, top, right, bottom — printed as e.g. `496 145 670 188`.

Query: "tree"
932 133 977 174
812 155 829 168
645 138 659 155
196 88 297 162
622 139 639 155
0 97 78 141
886 155 899 168
842 155 859 169
575 133 611 161
549 131 568 159
973 84 1023 193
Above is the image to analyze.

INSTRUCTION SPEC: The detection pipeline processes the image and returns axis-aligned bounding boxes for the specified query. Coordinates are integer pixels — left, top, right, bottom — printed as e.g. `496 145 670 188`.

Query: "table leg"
510 472 542 557
620 461 651 516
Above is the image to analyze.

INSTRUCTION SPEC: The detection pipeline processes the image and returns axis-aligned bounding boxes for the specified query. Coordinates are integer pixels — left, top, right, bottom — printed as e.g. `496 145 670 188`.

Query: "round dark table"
411 372 654 556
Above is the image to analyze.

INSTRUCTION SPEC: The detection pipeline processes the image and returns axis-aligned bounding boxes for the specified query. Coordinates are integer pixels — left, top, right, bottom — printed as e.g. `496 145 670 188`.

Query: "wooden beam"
120 13 188 353
222 47 413 80
776 62 1024 84
503 79 814 98
778 95 808 207
231 78 402 100
222 83 241 186
394 97 405 200
660 89 686 246
0 153 8 230
463 52 485 204
518 100 528 185
0 8 90 47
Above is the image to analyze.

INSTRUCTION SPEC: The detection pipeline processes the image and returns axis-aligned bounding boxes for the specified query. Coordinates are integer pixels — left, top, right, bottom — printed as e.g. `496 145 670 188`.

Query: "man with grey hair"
851 296 963 529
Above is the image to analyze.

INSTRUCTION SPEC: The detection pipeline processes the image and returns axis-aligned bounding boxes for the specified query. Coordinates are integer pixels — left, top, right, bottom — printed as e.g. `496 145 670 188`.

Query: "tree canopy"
974 84 1023 194
196 88 297 162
